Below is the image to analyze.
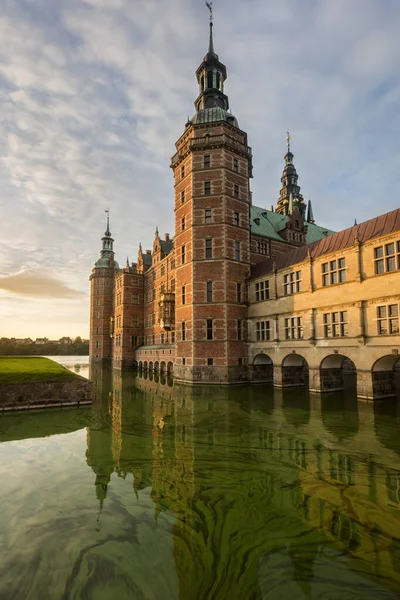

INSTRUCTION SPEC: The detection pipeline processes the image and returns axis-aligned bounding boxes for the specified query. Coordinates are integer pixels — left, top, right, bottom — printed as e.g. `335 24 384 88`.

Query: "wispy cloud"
0 0 399 336
0 271 86 299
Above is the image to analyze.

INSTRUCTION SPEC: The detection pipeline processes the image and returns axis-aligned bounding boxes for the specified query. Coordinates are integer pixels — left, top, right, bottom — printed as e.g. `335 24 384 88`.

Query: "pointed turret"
94 211 119 270
190 5 239 127
275 132 306 219
306 200 315 224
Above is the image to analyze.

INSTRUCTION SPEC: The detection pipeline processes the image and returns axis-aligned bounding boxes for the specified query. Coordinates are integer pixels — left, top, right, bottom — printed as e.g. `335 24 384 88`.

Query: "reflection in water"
0 361 400 599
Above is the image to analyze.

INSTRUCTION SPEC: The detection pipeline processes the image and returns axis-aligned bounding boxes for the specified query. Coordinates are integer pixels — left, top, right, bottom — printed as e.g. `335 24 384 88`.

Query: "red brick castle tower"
89 212 119 363
171 10 253 383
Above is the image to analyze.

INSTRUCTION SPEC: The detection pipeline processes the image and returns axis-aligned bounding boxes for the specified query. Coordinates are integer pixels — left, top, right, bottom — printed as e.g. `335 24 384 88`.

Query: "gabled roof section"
251 208 400 279
250 205 335 244
160 239 174 255
142 253 152 266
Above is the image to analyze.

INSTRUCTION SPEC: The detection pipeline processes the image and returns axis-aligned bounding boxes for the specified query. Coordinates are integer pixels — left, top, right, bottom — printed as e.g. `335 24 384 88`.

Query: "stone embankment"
0 380 92 411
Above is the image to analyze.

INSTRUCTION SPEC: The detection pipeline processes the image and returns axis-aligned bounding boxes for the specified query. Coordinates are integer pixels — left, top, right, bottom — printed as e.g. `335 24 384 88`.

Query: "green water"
1 361 400 600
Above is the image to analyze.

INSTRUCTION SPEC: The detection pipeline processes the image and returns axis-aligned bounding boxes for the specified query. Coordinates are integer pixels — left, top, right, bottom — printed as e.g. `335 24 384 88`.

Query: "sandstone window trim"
234 184 239 199
205 208 212 224
204 181 211 196
255 280 269 301
204 154 211 169
181 216 185 232
233 211 239 226
322 258 346 286
237 319 242 340
374 241 400 274
181 190 185 204
377 303 399 335
206 319 213 340
181 245 186 264
256 320 271 341
323 311 348 337
181 165 185 179
181 285 186 305
181 321 186 341
283 271 302 295
284 316 303 340
233 157 239 173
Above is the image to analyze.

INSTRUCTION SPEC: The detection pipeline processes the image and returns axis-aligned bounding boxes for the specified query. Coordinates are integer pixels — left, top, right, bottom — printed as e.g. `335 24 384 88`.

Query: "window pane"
322 263 328 273
386 243 395 255
378 306 387 318
374 246 383 259
378 321 388 334
375 259 384 274
390 319 399 334
331 271 337 284
323 274 329 286
389 305 399 317
330 260 337 270
386 256 396 271
340 311 347 322
338 258 345 269
339 269 346 283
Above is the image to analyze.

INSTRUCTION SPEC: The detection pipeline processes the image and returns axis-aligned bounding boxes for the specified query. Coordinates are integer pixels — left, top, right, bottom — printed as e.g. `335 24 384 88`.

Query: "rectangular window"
160 332 164 344
377 304 399 335
171 331 175 343
207 281 213 302
256 321 271 341
207 357 213 366
171 279 175 292
206 319 213 340
205 208 212 224
204 181 211 195
152 334 155 345
181 190 185 204
160 283 165 294
181 216 185 231
181 165 185 179
284 317 303 340
238 358 243 366
181 245 186 264
236 282 242 303
233 158 239 173
182 357 186 365
152 313 156 326
204 154 211 169
181 321 186 341
237 320 242 340
152 289 156 302
234 184 239 199
181 286 186 305
235 240 240 261
323 311 348 337
132 336 138 347
234 211 239 226
256 240 268 255
160 265 165 276
283 271 302 295
205 238 213 259
322 258 346 286
374 241 400 274
255 280 270 301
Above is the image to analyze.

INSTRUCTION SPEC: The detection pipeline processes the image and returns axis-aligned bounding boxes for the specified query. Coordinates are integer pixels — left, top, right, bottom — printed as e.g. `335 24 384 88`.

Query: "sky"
1 0 400 339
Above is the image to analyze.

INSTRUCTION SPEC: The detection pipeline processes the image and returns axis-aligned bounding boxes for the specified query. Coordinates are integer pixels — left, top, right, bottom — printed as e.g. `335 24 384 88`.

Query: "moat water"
1 357 400 599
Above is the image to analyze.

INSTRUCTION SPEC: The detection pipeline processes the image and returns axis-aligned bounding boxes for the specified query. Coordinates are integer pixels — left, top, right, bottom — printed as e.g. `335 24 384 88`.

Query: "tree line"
0 337 89 356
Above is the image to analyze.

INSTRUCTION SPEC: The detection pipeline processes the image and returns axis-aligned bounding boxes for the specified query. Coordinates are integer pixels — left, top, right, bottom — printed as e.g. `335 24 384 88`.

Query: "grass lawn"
0 357 83 385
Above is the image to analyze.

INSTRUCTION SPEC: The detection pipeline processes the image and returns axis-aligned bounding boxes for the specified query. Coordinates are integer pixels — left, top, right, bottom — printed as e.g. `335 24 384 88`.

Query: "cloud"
0 271 86 299
0 0 399 336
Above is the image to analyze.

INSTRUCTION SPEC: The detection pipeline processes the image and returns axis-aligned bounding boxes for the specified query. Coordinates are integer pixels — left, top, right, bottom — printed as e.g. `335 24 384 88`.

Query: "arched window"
207 70 213 89
201 75 204 91
216 72 220 90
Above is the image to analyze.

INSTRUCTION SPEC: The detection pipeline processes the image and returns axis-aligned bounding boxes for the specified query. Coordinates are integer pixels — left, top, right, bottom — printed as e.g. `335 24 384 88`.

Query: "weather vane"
286 129 291 152
205 1 213 23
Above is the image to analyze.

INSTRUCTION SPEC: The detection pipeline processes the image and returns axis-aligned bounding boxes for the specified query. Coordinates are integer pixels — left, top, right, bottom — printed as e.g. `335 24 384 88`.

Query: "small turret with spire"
94 210 119 269
275 131 306 219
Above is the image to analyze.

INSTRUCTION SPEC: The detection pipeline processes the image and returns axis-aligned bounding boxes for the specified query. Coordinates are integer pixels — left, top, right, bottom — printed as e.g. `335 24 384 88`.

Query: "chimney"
165 233 170 242
146 250 151 255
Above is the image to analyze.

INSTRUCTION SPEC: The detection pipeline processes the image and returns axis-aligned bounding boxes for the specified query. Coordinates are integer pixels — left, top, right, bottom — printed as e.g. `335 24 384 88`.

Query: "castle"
90 16 400 396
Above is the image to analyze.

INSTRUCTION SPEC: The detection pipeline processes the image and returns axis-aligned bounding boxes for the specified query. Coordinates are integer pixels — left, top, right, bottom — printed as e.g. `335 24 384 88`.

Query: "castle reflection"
83 366 400 598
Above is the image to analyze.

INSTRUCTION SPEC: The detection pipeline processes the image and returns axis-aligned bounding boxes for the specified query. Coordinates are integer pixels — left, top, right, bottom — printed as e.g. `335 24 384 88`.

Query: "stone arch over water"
252 353 273 382
372 354 400 399
282 354 309 387
320 354 357 393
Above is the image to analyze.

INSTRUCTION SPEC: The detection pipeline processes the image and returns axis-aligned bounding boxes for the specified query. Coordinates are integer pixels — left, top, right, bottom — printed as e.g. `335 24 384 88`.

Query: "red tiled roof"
251 208 400 279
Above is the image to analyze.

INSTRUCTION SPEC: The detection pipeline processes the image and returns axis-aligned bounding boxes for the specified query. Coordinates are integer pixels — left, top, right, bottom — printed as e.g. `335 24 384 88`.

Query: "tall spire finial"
205 1 214 54
286 129 291 153
104 209 110 236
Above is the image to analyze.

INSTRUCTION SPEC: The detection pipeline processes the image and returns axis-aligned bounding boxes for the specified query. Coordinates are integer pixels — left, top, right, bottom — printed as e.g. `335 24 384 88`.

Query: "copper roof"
251 208 400 279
